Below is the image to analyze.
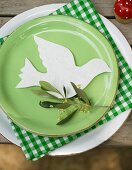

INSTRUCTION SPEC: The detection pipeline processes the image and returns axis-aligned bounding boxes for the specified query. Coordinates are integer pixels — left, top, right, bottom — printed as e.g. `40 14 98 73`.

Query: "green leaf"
56 105 78 125
32 89 63 102
39 101 71 109
39 81 60 94
39 101 62 108
71 82 90 105
63 86 67 98
32 89 50 96
56 103 71 109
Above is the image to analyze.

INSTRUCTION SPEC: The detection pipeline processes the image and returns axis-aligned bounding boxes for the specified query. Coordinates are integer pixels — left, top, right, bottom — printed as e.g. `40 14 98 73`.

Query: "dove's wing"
34 36 76 71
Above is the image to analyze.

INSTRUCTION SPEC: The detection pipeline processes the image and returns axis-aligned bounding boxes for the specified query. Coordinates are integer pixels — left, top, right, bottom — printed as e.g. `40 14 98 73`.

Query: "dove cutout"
16 35 111 98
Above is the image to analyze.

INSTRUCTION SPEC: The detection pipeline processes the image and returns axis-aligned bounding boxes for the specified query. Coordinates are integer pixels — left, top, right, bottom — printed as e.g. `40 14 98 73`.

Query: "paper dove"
16 35 111 98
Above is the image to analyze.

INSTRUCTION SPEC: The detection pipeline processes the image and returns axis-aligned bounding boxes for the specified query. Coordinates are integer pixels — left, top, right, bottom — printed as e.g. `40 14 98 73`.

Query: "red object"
114 0 132 19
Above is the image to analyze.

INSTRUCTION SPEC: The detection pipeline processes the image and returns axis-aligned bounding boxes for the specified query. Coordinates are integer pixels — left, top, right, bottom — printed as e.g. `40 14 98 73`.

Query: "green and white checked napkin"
0 0 132 161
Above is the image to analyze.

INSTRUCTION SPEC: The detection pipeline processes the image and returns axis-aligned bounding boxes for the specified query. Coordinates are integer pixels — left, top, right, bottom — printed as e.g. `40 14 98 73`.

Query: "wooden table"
0 0 132 146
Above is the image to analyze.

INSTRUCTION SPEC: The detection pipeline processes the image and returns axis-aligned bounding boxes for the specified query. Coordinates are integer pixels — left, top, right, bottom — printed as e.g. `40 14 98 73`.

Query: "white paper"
16 35 111 98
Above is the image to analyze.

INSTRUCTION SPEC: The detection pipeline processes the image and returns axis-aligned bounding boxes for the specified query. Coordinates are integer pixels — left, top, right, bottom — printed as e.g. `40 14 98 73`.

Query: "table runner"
0 0 132 161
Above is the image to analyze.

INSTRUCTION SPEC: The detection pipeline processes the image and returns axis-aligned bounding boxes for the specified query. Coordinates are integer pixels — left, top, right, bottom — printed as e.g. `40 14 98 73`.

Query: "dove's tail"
16 58 44 88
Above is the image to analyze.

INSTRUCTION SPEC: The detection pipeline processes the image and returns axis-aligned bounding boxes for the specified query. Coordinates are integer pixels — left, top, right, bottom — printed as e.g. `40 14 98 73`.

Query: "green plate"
0 15 118 136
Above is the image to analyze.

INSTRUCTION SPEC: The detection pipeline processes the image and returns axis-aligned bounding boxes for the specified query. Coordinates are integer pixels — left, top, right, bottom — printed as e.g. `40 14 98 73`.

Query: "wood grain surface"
0 0 114 16
0 0 132 146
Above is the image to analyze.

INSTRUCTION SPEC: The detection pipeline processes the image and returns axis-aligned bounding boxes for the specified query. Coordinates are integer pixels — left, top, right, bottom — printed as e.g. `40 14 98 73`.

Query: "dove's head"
34 35 76 71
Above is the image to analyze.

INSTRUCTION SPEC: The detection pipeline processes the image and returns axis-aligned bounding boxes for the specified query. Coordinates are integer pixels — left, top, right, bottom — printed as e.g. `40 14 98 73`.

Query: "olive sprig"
32 81 109 125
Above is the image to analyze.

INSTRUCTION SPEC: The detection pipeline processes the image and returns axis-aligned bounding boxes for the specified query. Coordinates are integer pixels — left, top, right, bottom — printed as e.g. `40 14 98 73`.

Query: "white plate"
0 4 131 156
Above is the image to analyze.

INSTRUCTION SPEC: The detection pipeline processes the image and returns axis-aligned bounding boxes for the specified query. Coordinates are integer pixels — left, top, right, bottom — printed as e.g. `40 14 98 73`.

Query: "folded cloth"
0 0 132 161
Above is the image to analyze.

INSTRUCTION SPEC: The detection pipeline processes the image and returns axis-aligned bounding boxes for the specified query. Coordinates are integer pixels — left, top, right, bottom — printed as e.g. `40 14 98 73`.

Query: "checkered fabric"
0 37 6 45
0 0 132 161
